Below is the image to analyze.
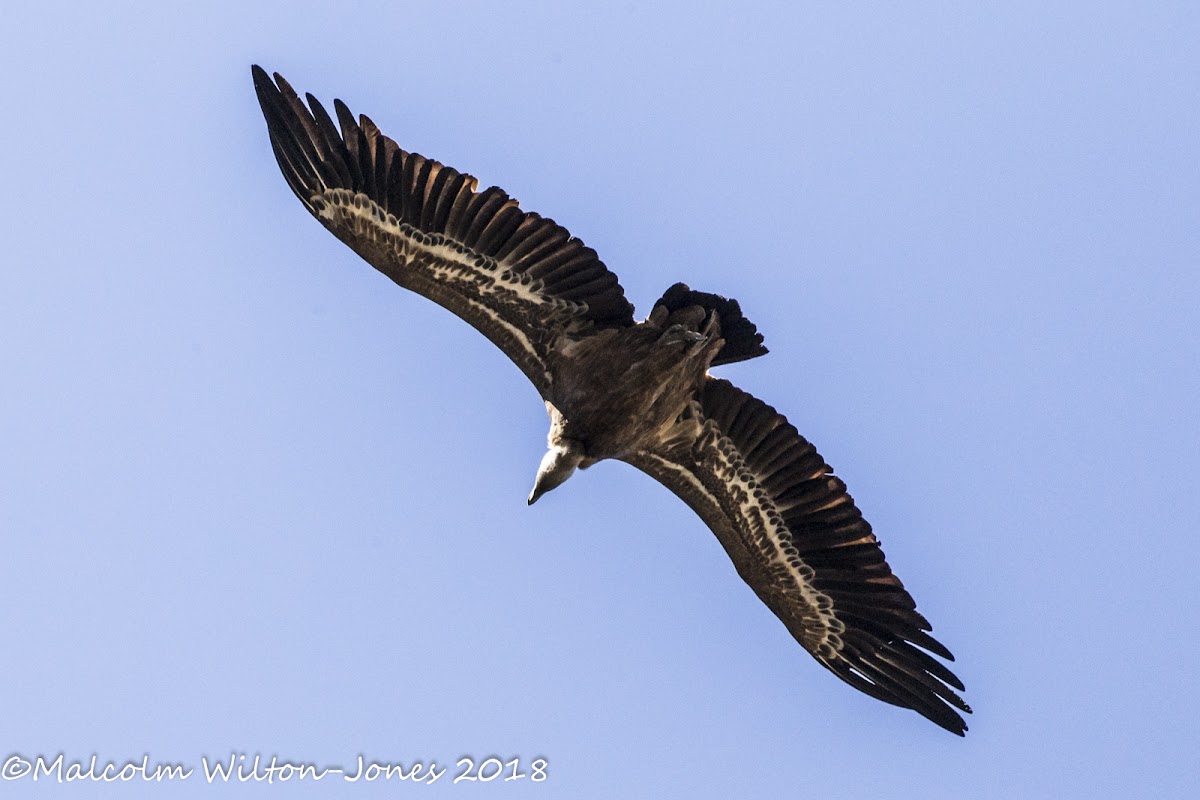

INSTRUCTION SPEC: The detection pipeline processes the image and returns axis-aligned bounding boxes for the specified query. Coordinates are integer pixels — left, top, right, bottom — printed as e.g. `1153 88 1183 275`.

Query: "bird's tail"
650 283 767 366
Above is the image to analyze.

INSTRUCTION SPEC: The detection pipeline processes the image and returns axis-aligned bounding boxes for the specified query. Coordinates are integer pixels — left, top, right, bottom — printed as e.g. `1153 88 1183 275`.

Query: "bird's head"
528 439 586 505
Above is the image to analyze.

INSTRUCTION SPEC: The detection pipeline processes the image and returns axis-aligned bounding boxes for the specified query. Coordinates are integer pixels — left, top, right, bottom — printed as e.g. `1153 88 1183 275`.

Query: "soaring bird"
252 66 971 735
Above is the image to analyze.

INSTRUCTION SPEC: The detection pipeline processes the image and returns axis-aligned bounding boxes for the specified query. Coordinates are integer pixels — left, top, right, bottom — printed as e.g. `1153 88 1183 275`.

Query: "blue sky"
2 1 1197 797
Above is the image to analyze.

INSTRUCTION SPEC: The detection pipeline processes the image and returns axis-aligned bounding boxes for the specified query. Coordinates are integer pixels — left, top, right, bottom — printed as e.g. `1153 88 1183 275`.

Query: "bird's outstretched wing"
252 67 635 397
623 378 970 734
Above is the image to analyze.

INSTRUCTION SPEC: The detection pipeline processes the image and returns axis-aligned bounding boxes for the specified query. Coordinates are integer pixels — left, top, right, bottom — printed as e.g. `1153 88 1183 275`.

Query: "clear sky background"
2 1 1197 797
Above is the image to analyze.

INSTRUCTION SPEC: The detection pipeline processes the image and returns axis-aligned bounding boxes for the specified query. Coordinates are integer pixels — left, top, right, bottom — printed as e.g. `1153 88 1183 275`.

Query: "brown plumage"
252 66 970 735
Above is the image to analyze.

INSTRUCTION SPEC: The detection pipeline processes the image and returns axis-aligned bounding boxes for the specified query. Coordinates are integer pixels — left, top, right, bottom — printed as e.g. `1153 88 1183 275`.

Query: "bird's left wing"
623 378 970 734
252 67 635 397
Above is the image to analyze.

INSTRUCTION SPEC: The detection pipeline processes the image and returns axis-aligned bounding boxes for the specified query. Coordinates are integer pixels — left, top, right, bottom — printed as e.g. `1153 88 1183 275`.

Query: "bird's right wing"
252 67 635 397
623 378 970 734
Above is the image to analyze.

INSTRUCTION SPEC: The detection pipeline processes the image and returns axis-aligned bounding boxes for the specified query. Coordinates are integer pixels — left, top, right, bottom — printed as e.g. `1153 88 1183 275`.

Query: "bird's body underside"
252 66 971 735
545 315 723 461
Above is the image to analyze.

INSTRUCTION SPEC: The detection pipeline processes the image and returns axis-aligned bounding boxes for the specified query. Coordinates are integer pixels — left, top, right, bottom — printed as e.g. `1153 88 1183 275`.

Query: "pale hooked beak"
527 441 584 507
